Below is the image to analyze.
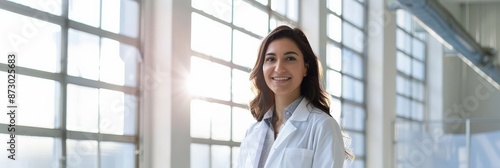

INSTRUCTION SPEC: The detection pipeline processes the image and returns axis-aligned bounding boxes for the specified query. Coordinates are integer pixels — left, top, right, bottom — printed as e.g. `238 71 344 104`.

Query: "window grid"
325 0 367 166
395 9 427 122
189 0 299 167
0 1 140 167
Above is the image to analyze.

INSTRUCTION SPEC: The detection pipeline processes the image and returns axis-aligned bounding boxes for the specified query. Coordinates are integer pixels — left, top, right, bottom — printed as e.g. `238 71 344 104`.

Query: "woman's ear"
304 63 309 77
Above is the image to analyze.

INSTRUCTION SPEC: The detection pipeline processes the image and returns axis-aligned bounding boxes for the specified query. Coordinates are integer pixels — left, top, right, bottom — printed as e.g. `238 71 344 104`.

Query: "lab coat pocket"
283 148 314 168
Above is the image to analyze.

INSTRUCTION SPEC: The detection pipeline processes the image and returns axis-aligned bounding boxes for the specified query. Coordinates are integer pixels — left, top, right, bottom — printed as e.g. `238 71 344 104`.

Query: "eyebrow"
265 51 299 56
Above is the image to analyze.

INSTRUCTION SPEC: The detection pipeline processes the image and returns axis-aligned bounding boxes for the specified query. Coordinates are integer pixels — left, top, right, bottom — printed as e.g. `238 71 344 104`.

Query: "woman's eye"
286 57 296 61
265 57 275 62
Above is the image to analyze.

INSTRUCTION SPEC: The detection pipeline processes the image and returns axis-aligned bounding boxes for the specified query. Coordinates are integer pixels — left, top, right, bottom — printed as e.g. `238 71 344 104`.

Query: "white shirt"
237 98 345 168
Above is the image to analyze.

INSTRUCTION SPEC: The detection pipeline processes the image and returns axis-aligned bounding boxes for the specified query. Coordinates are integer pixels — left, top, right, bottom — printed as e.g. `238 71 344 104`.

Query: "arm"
312 117 345 168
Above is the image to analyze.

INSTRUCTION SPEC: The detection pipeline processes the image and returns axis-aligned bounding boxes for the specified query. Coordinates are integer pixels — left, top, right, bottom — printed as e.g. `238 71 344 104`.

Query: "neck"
274 92 300 121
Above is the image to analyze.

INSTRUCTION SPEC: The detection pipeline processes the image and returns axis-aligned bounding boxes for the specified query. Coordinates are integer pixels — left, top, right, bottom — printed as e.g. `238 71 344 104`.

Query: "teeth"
273 77 290 81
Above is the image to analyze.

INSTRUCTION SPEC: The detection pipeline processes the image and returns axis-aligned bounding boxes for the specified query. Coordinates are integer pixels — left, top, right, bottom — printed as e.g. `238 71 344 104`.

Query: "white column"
366 0 397 167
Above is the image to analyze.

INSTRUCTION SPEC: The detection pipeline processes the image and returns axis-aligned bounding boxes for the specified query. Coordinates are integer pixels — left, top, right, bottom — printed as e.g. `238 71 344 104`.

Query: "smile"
272 77 291 81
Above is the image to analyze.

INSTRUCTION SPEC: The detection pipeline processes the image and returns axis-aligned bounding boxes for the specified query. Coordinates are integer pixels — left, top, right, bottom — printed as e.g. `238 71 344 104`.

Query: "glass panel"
412 80 424 101
68 29 100 80
342 103 365 131
396 51 411 75
269 16 295 32
327 0 342 15
16 75 57 128
100 38 139 87
232 147 240 168
412 59 424 80
234 1 268 37
67 84 99 133
212 145 231 168
232 30 260 69
396 29 405 51
191 143 210 168
190 57 231 101
0 10 61 73
412 38 425 61
326 42 342 71
331 98 341 122
102 0 139 38
342 76 364 103
100 142 135 168
396 95 410 118
0 135 58 167
256 0 268 6
191 99 211 139
99 89 129 135
69 0 100 27
396 10 412 32
348 131 365 156
191 13 232 61
327 14 342 42
211 103 231 141
232 69 253 104
411 101 424 121
396 75 411 97
342 48 363 79
8 0 62 15
232 107 254 142
192 0 232 23
271 0 286 16
66 140 98 168
343 0 364 28
326 69 342 97
286 0 298 21
343 22 364 53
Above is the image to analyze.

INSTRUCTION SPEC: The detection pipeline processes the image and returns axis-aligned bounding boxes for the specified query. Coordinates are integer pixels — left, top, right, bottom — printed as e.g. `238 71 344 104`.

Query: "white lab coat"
237 98 345 168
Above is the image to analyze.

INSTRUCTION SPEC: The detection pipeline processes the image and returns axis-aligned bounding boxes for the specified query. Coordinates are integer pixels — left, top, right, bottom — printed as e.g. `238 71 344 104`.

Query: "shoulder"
308 107 342 133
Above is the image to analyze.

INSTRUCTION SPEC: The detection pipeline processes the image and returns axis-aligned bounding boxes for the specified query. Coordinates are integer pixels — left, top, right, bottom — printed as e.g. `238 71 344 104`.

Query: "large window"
189 0 298 167
0 0 140 167
325 0 367 167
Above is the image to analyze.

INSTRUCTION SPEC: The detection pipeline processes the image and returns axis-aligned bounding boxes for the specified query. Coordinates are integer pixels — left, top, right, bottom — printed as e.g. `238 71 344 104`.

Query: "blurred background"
0 0 499 167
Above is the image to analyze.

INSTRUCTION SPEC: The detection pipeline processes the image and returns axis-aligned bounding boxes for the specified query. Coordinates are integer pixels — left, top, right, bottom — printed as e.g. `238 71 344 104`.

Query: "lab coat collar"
261 98 313 122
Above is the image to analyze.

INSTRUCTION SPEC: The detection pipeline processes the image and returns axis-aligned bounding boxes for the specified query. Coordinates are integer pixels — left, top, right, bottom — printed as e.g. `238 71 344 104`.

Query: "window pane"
396 10 412 32
327 42 342 71
342 48 363 79
191 144 210 168
68 29 100 80
396 75 411 97
0 10 61 73
67 84 99 133
190 57 231 101
100 142 135 168
0 135 58 167
69 0 100 27
411 101 424 121
342 103 365 131
286 0 298 21
8 0 62 15
232 147 240 168
232 30 260 69
331 98 341 123
327 0 342 15
343 0 364 28
100 38 139 87
347 131 365 156
191 13 232 61
232 69 253 105
326 70 342 97
256 0 268 6
412 38 425 61
412 59 424 80
191 100 211 139
99 89 136 135
232 107 254 142
343 22 364 53
17 75 57 128
396 95 410 118
211 103 231 141
396 51 411 75
342 76 364 103
234 1 268 37
212 145 230 168
271 0 286 16
67 140 98 168
269 16 296 31
192 0 232 23
102 0 139 38
327 14 342 42
412 81 424 101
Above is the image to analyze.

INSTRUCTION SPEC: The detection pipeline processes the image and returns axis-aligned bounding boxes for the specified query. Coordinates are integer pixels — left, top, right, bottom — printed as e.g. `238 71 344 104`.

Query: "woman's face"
263 38 307 97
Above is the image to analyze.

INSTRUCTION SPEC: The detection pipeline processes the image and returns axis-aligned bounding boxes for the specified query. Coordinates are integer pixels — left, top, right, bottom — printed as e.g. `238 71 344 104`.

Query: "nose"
274 59 286 73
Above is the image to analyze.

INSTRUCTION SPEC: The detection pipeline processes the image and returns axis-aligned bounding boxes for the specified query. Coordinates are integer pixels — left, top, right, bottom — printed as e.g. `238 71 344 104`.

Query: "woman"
237 25 353 168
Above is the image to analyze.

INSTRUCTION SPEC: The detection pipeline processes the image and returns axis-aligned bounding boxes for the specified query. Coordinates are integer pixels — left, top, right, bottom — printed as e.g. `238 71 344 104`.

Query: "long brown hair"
249 25 330 121
249 25 355 161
